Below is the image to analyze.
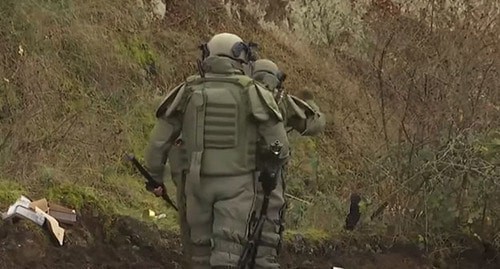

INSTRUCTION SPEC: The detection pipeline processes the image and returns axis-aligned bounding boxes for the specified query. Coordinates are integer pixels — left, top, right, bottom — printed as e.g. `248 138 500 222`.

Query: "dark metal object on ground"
345 193 361 231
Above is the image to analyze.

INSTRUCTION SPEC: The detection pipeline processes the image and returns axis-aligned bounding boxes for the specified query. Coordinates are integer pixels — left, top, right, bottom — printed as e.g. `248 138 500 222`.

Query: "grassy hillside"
1 0 499 265
0 0 355 231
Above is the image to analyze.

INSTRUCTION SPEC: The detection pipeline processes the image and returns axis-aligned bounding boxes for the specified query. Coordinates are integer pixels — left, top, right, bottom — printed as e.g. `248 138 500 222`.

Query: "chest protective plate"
180 75 263 176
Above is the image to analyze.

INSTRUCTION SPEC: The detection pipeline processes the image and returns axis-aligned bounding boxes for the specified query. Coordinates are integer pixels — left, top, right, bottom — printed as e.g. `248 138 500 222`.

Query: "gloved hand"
259 168 280 194
151 186 164 197
257 140 286 194
145 180 165 197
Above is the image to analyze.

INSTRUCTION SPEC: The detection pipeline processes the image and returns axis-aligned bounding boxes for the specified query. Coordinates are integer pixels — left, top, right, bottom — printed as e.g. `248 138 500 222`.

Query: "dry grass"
0 0 365 232
297 0 500 250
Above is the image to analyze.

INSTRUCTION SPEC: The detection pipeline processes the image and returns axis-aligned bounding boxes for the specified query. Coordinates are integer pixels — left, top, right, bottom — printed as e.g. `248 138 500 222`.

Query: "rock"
135 0 166 23
151 0 166 20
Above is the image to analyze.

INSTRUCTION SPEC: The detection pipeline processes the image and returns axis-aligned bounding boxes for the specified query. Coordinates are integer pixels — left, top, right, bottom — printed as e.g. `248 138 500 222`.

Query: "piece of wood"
30 199 49 212
34 207 65 246
48 203 77 224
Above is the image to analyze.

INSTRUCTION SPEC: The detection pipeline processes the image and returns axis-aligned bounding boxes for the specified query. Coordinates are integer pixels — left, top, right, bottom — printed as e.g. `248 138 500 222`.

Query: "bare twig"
285 193 313 205
424 179 429 252
429 0 435 34
0 129 13 152
481 193 489 237
437 161 495 178
369 141 458 220
471 61 495 118
376 32 395 150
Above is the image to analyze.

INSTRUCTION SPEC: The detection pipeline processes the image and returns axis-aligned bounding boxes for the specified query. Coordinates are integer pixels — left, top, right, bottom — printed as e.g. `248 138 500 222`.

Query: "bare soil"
0 211 497 269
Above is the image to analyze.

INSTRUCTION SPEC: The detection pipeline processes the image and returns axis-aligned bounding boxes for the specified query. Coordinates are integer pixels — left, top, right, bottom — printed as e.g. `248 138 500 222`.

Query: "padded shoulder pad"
287 94 316 119
155 83 186 118
185 75 202 84
234 75 254 87
249 83 283 122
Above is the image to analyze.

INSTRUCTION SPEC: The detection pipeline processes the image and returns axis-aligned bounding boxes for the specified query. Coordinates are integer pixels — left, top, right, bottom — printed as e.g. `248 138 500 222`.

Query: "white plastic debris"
1 195 66 246
2 196 45 225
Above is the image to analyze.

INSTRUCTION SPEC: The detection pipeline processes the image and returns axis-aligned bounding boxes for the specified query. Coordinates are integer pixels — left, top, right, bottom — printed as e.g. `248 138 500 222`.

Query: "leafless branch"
376 31 395 150
0 129 12 152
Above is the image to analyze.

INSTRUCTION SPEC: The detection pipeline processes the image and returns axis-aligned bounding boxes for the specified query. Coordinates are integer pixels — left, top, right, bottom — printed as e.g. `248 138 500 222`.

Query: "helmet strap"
247 42 259 62
276 71 287 89
199 43 210 60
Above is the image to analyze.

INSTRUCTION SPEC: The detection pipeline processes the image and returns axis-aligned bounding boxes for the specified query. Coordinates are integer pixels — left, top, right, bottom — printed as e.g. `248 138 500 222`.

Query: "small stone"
151 0 166 20
155 213 166 220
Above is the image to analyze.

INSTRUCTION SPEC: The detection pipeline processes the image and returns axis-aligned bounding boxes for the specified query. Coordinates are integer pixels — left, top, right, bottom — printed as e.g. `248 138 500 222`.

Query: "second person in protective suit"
249 58 326 268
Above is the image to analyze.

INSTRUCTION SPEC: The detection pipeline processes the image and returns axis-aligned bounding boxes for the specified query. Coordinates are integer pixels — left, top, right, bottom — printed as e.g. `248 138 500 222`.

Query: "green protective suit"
144 56 290 269
251 72 326 268
167 140 191 268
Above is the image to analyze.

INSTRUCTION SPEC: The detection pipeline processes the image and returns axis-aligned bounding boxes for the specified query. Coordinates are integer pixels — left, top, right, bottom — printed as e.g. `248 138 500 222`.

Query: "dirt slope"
1 211 497 269
0 214 423 269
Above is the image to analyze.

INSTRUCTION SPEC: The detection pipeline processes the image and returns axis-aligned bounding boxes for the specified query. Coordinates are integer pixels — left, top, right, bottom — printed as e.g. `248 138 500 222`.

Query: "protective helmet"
253 59 287 85
199 32 258 63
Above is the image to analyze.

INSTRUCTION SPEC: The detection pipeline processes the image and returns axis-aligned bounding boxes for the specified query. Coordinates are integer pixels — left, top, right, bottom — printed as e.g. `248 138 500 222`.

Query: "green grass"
0 178 26 208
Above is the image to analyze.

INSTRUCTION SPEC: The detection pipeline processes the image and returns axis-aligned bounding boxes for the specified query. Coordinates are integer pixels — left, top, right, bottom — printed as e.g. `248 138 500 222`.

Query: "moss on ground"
116 37 157 68
284 228 330 243
46 184 104 211
0 179 26 208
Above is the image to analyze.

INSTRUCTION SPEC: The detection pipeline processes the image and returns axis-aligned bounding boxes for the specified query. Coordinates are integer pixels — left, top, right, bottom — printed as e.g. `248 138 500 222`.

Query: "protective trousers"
252 169 287 269
186 173 257 269
172 172 192 268
167 144 193 268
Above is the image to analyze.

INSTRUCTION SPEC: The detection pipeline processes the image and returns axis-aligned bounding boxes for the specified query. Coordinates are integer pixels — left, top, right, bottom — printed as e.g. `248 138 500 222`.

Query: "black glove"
145 179 164 192
257 140 285 194
145 180 158 192
259 168 281 194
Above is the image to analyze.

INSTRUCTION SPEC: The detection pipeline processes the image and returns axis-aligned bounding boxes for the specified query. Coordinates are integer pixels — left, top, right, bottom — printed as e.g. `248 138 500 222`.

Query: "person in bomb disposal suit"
250 58 326 268
143 33 290 269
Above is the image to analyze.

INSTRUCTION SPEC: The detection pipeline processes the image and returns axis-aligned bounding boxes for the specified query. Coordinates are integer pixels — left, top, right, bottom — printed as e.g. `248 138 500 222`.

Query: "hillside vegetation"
1 0 499 267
